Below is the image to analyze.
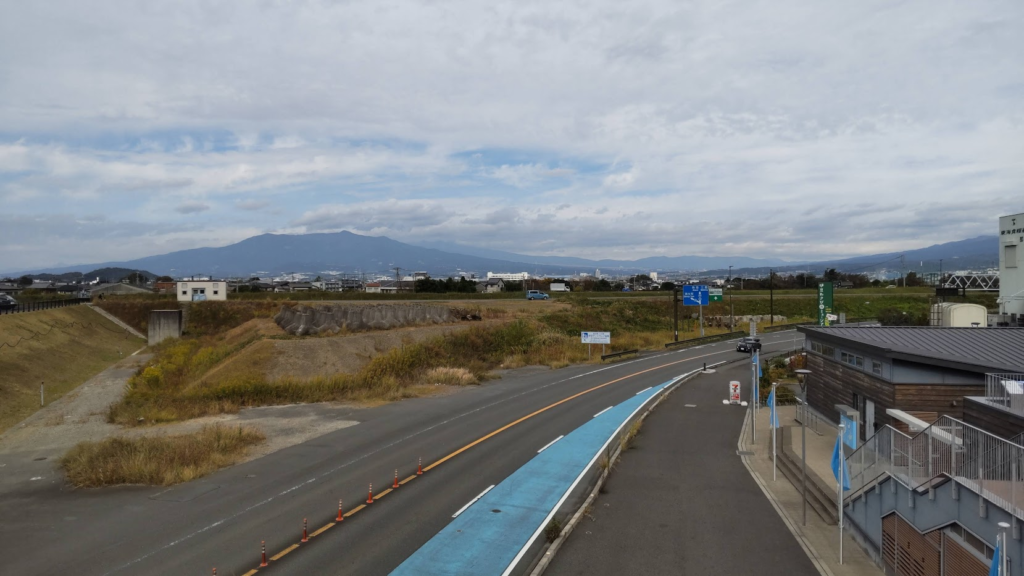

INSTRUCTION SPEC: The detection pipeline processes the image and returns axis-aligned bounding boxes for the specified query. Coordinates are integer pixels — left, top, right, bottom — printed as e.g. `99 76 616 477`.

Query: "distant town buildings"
487 272 530 281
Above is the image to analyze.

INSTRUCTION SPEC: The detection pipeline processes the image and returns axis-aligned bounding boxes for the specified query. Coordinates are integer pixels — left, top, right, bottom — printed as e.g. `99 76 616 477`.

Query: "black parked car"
0 294 18 311
736 336 761 353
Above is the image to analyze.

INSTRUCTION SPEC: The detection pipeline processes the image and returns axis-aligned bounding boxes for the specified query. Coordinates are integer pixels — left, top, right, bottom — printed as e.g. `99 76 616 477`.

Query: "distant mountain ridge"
5 231 999 279
415 241 792 270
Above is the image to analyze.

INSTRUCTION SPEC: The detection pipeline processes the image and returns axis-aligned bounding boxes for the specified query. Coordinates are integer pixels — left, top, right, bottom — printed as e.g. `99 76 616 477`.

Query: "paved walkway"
741 403 880 576
547 362 822 576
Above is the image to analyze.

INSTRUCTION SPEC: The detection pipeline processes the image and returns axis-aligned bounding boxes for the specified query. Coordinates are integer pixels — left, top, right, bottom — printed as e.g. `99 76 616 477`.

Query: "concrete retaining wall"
274 304 454 336
148 309 183 345
706 315 786 328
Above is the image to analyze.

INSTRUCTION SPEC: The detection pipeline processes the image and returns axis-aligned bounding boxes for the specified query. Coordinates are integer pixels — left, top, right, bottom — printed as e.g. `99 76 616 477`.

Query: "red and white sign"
729 381 741 404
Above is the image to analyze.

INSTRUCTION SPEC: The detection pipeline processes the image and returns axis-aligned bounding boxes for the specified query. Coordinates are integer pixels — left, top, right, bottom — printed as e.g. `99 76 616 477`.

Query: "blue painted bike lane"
391 372 693 576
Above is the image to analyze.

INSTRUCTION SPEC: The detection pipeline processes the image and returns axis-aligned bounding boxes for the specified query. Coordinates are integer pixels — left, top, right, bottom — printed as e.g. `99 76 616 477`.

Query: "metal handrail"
845 415 1024 521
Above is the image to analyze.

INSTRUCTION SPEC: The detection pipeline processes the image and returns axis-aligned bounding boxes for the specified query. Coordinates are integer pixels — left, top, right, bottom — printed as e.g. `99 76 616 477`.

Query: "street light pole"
769 268 774 326
729 266 734 330
796 368 812 526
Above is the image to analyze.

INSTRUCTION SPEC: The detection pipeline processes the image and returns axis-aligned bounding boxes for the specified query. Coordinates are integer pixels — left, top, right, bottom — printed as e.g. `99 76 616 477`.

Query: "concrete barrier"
274 304 454 336
148 309 183 345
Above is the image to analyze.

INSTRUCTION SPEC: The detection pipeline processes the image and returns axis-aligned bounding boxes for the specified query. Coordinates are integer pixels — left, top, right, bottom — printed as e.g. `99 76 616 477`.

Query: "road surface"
0 332 804 575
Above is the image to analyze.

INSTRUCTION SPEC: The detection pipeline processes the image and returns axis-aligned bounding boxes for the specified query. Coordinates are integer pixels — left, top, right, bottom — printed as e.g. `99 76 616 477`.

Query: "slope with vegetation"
0 306 145 433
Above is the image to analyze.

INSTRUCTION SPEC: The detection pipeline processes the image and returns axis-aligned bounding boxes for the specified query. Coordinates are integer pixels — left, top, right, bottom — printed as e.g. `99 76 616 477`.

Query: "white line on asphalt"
453 485 495 518
593 406 612 418
106 336 800 575
634 386 652 395
537 436 564 453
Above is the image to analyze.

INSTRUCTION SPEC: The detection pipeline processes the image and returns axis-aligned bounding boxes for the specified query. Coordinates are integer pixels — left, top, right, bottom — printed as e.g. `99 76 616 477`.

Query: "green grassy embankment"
0 306 145 434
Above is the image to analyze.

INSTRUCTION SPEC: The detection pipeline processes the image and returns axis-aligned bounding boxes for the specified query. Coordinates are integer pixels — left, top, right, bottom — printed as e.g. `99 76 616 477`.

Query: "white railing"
984 373 1024 416
845 416 1024 521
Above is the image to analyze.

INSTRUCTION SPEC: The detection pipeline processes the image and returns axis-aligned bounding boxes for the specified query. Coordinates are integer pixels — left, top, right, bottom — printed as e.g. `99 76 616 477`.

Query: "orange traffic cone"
260 540 268 567
367 483 374 504
417 458 423 475
393 469 400 489
337 499 344 522
302 518 308 543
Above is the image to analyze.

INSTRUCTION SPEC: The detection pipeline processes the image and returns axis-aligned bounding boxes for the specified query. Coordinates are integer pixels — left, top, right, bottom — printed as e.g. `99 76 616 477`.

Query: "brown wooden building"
797 326 1024 441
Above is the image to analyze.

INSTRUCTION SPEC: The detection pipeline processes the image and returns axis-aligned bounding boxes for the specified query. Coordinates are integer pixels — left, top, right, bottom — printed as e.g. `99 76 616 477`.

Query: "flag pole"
771 383 778 482
838 423 845 565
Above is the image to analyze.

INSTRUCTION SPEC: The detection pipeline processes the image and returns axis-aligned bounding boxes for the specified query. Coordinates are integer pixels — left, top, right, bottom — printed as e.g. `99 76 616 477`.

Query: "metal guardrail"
0 297 91 315
845 415 1024 521
664 331 746 349
985 373 1024 417
761 322 815 333
601 349 639 361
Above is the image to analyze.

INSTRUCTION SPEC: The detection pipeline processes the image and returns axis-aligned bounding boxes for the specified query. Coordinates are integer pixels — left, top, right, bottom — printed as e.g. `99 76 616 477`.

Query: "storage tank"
944 303 987 327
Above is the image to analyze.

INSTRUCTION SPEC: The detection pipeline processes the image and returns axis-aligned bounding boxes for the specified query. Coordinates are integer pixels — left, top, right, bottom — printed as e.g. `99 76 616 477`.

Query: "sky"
1 0 1022 272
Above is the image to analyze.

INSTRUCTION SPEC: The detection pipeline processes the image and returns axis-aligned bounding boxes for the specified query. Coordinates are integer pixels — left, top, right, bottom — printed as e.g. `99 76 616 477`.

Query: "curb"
529 360 729 576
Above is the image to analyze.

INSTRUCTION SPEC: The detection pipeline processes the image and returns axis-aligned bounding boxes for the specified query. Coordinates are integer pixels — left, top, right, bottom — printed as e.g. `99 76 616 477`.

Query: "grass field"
61 424 265 486
0 306 145 434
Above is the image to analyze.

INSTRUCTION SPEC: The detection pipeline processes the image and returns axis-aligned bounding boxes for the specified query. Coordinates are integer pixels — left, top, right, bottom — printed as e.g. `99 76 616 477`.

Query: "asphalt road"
546 361 818 576
0 332 804 576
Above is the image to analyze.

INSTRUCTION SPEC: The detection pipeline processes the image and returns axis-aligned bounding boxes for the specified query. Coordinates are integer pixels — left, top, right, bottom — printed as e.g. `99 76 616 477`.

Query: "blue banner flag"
989 538 1000 576
831 433 850 491
768 388 779 429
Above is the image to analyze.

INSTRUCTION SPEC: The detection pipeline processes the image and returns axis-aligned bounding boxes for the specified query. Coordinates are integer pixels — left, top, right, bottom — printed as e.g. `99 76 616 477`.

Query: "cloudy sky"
1 0 1022 271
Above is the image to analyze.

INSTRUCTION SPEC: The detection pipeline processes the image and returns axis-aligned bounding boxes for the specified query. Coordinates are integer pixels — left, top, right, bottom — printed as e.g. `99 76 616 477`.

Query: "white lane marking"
501 369 699 576
106 337 795 574
30 476 43 481
453 485 495 518
593 406 613 418
685 404 697 408
634 386 652 395
537 436 564 454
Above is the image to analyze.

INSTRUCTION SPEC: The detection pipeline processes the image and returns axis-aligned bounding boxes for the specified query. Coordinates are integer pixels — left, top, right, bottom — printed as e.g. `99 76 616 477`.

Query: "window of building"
181 291 187 296
213 291 219 295
839 349 864 368
872 361 882 376
213 283 219 288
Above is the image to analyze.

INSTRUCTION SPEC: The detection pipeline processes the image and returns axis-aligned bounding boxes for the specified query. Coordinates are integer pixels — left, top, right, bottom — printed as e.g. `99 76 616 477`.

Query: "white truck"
549 282 570 292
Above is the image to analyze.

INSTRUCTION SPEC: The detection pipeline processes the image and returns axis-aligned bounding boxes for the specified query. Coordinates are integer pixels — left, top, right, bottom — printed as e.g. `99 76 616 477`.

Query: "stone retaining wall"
274 304 454 336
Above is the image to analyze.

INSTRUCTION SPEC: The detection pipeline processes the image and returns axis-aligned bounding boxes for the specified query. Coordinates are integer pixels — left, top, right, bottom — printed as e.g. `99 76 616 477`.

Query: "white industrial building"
998 212 1024 323
487 272 530 281
176 281 228 302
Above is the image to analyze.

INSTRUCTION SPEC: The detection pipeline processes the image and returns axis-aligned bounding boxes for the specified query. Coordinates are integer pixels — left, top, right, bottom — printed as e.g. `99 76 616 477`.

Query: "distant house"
0 282 24 295
477 279 505 294
289 282 313 292
312 280 342 292
364 282 382 294
176 281 228 302
154 281 177 294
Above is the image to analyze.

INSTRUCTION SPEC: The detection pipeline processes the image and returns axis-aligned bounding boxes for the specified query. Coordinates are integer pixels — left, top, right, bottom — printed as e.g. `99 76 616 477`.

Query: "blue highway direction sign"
682 285 709 306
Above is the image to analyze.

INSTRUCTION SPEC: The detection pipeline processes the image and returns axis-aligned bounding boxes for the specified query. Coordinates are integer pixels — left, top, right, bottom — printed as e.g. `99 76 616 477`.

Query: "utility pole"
394 267 402 293
938 259 943 287
673 288 679 341
769 268 774 325
728 265 734 330
900 255 906 288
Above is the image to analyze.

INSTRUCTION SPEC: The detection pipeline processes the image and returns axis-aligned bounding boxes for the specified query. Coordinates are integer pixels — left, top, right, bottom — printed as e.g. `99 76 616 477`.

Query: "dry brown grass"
60 424 265 487
423 367 477 386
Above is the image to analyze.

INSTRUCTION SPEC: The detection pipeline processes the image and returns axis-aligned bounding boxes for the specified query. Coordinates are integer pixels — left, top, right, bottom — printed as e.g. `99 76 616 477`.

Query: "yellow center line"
242 570 259 576
399 475 417 485
270 544 299 561
310 523 335 538
374 488 393 499
343 504 366 517
423 353 712 472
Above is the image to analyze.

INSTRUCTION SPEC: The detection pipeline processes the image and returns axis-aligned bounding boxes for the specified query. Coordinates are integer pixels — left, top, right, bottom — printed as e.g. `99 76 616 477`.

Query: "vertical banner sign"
818 282 834 326
709 288 723 302
729 381 741 404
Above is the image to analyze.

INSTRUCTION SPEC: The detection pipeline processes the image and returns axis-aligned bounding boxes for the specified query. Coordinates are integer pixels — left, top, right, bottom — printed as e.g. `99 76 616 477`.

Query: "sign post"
581 331 611 360
818 282 834 326
683 285 710 337
729 381 741 404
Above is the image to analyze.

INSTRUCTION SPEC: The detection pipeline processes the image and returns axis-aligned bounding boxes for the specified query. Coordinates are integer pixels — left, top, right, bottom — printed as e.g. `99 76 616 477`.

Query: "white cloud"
0 0 1021 270
175 201 210 214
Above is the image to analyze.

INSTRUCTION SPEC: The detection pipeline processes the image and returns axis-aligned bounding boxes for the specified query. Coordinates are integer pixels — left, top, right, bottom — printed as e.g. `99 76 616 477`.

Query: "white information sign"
729 381 741 404
581 331 611 344
749 321 757 337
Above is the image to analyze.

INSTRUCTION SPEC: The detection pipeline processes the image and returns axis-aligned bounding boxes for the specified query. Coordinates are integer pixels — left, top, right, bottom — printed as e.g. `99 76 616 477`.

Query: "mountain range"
4 231 999 279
